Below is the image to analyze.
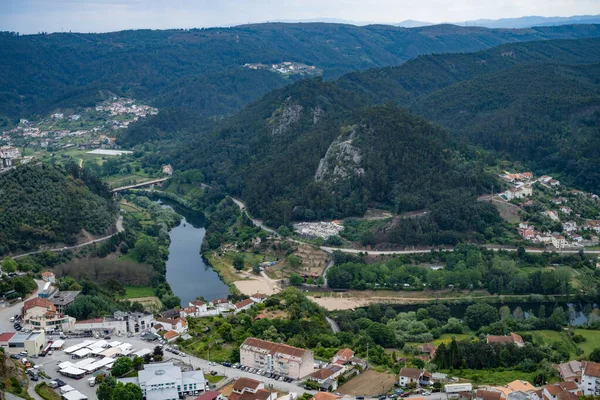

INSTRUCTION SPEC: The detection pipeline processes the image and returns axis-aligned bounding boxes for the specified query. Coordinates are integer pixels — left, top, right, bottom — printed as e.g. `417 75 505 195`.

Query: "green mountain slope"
172 79 499 238
412 63 600 191
0 164 118 255
3 23 600 122
338 37 600 105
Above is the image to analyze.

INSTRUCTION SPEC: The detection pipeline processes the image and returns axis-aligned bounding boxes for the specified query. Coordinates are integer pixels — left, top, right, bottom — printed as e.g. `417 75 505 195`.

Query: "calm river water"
157 199 230 306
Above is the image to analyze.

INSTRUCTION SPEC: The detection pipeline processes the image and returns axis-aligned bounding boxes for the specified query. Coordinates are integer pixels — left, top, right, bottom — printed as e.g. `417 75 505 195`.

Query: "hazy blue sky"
1 0 599 34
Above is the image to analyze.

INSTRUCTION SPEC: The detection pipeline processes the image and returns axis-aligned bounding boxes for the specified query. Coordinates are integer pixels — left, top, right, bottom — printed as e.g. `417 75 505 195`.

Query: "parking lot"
16 334 308 399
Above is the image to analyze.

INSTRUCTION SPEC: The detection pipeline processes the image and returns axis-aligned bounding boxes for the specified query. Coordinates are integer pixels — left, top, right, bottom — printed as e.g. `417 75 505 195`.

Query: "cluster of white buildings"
244 61 318 75
119 361 207 400
293 221 343 239
0 145 21 169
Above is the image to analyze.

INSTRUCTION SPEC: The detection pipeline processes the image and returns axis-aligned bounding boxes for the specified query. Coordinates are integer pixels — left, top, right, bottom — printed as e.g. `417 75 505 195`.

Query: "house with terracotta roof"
476 390 503 400
250 293 268 303
507 380 536 393
164 330 180 342
153 317 188 334
399 368 431 387
22 297 75 332
540 382 581 400
308 365 345 390
230 378 276 400
419 343 438 359
234 298 255 313
486 333 525 347
331 348 354 364
41 271 55 283
557 360 582 383
194 391 224 400
582 361 600 395
240 337 314 379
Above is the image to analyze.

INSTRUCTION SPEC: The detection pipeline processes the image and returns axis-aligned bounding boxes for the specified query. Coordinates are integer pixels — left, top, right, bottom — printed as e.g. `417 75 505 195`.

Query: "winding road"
12 215 124 259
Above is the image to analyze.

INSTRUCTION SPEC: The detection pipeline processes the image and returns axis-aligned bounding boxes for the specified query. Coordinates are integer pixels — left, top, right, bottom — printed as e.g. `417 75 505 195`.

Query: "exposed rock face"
315 126 364 183
268 98 303 136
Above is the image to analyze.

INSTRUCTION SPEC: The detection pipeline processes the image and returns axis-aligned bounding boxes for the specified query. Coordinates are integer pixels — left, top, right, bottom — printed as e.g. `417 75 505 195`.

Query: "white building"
118 362 206 400
582 362 600 396
551 234 568 249
0 146 20 168
240 337 314 379
250 293 268 303
153 317 188 334
234 299 255 313
504 185 532 200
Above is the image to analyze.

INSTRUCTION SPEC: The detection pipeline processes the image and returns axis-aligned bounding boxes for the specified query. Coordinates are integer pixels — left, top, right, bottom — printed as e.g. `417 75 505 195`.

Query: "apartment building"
240 337 314 379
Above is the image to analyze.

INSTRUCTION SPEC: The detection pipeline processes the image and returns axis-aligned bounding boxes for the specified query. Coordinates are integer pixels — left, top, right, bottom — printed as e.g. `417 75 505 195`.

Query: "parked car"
10 354 20 360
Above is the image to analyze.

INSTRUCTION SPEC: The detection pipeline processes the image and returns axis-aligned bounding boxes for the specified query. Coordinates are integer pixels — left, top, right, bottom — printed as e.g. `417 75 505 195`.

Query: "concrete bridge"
111 177 170 193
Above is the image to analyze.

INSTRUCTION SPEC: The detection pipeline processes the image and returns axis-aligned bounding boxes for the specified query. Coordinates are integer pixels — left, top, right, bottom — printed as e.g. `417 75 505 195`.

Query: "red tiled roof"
191 300 206 306
584 361 600 378
310 366 342 380
164 330 179 340
556 393 578 400
334 348 354 360
399 368 423 379
558 381 579 391
0 332 16 342
241 337 309 359
195 391 221 400
251 293 267 299
545 385 563 396
23 297 55 313
233 377 262 392
42 271 54 277
236 389 272 400
476 390 502 400
235 299 254 309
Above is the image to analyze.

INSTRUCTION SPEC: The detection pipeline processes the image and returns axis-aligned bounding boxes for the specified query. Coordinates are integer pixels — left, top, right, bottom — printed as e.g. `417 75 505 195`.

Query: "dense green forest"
326 246 591 293
412 63 600 192
0 163 117 254
168 77 499 232
129 36 600 226
2 23 600 123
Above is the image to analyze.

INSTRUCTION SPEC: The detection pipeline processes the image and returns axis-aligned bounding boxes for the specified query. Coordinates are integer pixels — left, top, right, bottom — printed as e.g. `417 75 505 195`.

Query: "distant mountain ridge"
3 22 600 124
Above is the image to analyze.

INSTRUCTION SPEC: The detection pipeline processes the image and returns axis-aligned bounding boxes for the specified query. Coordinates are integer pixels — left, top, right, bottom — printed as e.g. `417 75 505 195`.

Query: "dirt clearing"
337 370 397 396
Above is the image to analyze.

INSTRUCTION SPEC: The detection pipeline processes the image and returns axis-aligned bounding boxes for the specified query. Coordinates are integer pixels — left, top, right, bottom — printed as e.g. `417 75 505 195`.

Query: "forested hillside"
413 63 600 192
2 23 600 123
168 77 501 242
0 163 118 254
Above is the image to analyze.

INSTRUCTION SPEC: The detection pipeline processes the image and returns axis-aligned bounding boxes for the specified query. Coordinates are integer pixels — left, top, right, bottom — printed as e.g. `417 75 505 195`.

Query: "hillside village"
499 171 600 249
0 97 157 167
6 279 600 400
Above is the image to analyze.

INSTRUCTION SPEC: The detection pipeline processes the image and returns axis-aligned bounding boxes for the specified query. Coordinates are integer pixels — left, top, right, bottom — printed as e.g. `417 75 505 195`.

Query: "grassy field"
204 252 243 285
433 333 473 345
448 368 539 386
573 329 600 355
207 375 225 384
124 286 155 298
524 329 600 357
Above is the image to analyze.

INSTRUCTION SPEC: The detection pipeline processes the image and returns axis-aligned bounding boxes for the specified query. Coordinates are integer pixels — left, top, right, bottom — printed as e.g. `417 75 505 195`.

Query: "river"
156 199 230 306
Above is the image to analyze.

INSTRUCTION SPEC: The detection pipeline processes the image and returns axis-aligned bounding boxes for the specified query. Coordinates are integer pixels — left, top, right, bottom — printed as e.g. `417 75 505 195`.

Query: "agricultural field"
338 370 397 396
524 329 600 357
124 286 155 298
